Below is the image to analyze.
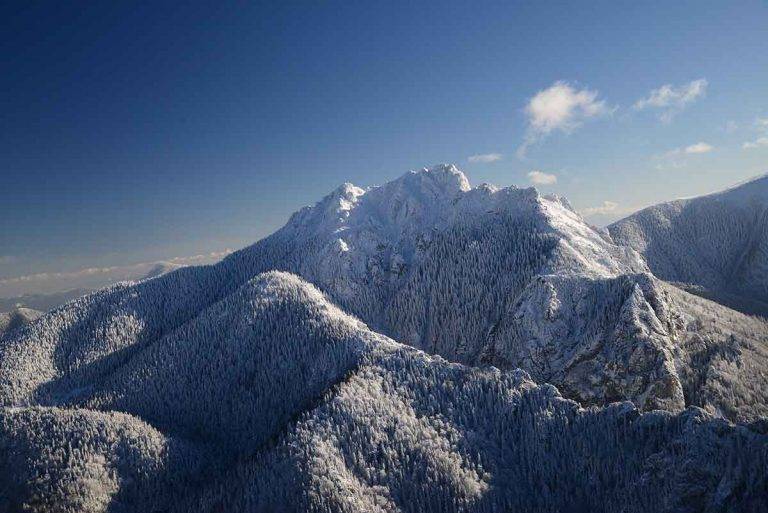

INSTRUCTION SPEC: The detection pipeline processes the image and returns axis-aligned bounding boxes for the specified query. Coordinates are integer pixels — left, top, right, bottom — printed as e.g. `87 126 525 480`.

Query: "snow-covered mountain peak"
287 182 365 232
226 167 655 379
286 165 470 232
408 163 472 193
278 165 647 290
331 182 367 201
361 164 471 224
543 193 576 213
321 182 366 220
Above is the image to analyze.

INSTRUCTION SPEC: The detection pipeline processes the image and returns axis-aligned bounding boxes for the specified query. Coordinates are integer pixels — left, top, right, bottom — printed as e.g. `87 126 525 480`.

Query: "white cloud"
725 120 738 133
517 81 611 158
742 118 768 149
633 79 707 123
684 142 713 154
581 201 619 217
527 170 558 185
743 137 768 150
654 141 714 169
467 153 503 163
0 250 234 298
168 250 233 265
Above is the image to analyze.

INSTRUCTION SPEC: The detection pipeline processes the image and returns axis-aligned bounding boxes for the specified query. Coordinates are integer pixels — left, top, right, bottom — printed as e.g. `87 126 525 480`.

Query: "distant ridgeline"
0 289 92 313
1 166 767 512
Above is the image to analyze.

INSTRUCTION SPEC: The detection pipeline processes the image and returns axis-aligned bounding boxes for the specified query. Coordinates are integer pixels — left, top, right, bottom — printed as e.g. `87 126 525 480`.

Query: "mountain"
2 166 767 423
609 173 768 316
139 261 184 280
1 165 768 510
0 255 218 310
0 263 181 314
0 289 91 313
1 272 766 512
0 307 42 338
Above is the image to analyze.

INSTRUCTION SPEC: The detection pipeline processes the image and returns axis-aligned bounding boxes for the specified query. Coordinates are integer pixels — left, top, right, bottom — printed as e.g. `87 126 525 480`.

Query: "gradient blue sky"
2 1 767 295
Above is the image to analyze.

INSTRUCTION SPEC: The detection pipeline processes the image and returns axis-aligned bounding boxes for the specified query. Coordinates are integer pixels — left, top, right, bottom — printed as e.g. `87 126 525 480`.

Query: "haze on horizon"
2 0 767 298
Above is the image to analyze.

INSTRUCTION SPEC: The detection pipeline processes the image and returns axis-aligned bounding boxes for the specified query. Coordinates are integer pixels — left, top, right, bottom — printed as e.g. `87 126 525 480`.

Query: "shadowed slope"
1 272 766 513
0 307 42 338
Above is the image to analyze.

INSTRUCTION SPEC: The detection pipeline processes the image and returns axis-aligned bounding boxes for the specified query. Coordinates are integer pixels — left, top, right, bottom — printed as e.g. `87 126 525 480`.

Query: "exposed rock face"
485 271 768 422
483 273 685 412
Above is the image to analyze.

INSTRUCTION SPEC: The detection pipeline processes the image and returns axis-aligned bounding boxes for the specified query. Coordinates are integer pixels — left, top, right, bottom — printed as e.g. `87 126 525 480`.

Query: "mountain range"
0 290 92 314
0 257 222 312
1 165 766 512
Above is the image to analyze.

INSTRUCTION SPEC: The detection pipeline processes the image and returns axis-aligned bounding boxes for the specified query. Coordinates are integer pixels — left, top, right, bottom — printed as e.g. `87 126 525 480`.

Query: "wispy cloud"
654 160 686 171
517 81 611 158
168 250 233 265
0 255 16 265
742 118 768 149
467 153 503 163
684 142 713 154
581 201 619 217
0 250 234 298
653 141 714 169
633 79 707 123
743 138 768 150
527 170 558 185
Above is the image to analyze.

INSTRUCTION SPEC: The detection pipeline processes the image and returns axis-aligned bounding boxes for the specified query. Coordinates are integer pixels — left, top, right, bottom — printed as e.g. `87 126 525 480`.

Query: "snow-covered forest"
0 307 41 338
609 173 768 316
1 167 767 511
2 272 767 512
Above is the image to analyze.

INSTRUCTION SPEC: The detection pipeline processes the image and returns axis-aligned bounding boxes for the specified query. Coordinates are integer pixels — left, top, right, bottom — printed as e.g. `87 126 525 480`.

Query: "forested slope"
1 272 766 512
609 173 768 315
0 307 42 338
2 166 768 511
0 406 200 513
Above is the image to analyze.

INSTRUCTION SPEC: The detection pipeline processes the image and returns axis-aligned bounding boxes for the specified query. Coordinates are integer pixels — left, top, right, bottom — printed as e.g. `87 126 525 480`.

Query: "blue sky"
1 1 767 296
